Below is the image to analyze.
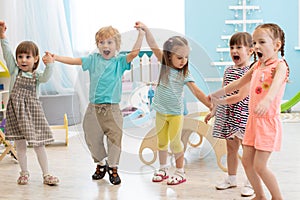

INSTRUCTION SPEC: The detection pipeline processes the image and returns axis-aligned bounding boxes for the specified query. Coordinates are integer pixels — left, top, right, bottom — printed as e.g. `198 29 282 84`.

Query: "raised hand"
0 20 7 39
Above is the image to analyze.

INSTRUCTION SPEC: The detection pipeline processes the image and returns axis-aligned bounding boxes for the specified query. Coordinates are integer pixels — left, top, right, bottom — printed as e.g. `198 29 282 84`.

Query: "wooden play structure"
0 129 17 161
139 112 228 172
49 113 69 146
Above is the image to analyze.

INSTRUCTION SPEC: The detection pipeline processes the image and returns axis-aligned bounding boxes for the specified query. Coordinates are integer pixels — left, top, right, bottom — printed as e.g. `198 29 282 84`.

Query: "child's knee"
170 141 184 153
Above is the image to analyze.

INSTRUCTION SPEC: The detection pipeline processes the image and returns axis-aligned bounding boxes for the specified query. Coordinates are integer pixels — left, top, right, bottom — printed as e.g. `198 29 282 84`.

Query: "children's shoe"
92 164 107 180
215 177 237 190
107 166 121 185
17 171 29 185
152 168 169 182
241 180 254 197
43 174 59 186
167 170 186 185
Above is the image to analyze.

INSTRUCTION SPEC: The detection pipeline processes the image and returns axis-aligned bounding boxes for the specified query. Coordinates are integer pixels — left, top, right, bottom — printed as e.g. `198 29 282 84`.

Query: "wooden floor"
0 115 299 200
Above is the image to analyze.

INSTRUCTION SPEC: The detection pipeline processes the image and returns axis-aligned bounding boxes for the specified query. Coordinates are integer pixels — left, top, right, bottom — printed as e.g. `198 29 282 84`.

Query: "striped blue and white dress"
212 65 250 139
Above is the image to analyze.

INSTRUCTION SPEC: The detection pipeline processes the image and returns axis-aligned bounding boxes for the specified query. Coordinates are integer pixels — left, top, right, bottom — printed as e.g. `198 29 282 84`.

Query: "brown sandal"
107 167 121 185
92 164 107 180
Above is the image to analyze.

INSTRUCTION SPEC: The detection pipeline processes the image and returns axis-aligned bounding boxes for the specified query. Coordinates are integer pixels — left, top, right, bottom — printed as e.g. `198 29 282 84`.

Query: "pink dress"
242 59 287 151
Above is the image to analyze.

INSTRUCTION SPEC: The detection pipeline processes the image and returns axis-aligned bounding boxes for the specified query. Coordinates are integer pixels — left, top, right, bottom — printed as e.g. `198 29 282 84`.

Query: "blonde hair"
95 26 121 50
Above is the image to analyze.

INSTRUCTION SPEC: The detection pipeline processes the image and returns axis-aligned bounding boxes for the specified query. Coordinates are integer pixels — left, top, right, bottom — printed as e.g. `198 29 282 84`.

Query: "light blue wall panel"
185 0 300 100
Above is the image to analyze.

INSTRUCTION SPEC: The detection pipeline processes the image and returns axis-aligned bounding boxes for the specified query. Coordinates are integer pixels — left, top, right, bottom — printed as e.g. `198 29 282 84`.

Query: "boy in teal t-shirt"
46 24 144 185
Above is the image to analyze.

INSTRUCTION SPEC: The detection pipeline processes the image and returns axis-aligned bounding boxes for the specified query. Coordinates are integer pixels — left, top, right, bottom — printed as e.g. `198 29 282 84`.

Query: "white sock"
228 175 236 182
176 168 185 174
160 164 169 170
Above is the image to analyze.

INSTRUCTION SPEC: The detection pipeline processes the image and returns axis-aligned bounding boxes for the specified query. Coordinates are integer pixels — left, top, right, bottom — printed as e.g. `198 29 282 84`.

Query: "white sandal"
152 168 169 182
167 170 186 185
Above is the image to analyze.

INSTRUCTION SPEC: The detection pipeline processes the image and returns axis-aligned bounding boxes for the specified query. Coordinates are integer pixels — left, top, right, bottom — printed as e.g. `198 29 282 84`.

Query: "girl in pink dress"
210 23 289 200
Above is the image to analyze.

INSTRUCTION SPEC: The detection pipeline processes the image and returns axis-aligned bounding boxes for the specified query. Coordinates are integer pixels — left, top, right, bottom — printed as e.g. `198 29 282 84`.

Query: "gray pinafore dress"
5 71 54 146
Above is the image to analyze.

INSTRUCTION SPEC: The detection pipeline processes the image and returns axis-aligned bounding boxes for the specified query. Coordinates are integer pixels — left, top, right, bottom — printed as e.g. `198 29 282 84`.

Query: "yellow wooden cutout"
0 60 10 77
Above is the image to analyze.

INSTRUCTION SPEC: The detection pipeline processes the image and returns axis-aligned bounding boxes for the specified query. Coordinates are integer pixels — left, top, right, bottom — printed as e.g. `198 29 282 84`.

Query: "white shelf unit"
209 0 263 79
0 90 9 119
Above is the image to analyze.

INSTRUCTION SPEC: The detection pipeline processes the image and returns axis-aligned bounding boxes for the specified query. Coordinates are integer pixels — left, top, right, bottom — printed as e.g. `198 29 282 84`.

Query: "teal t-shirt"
152 67 194 115
81 53 130 104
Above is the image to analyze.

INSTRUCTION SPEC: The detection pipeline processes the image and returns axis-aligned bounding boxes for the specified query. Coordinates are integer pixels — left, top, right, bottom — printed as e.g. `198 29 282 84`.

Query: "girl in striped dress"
135 22 212 185
210 23 289 200
0 21 59 186
205 32 254 197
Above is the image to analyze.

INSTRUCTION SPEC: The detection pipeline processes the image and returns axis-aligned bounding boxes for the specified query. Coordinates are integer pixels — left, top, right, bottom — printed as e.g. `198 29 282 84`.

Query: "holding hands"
42 52 55 64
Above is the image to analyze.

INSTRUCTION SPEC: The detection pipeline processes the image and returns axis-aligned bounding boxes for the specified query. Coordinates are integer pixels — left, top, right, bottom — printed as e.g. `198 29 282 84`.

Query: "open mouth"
257 52 263 58
233 55 240 61
103 50 110 56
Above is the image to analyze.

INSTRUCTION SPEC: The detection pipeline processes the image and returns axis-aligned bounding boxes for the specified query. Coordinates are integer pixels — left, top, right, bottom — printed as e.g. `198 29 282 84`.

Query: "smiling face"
16 52 38 72
15 41 40 72
252 28 281 64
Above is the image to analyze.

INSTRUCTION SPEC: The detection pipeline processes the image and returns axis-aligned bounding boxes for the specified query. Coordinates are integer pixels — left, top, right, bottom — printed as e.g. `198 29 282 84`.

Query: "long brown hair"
158 36 189 85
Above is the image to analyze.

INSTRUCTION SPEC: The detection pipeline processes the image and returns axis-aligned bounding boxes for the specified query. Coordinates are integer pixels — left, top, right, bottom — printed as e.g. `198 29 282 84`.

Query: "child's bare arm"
135 21 162 62
187 81 212 110
44 51 82 65
126 25 145 63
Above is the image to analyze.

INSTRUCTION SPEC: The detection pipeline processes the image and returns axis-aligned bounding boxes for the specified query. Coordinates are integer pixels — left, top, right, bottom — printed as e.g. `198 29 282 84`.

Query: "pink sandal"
43 174 59 186
17 171 30 185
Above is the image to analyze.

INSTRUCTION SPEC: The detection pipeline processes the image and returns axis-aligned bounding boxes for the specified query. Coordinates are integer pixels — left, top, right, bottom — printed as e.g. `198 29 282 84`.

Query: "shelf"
211 61 234 66
225 19 263 24
0 90 9 94
221 35 232 40
229 5 260 10
216 47 230 52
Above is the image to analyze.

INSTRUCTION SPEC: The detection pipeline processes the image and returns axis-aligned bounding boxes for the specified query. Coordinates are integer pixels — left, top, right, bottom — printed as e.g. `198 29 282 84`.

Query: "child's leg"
227 137 240 175
152 113 170 182
242 146 267 200
33 145 48 175
83 104 107 163
15 139 30 184
15 139 28 173
156 112 170 166
168 115 186 185
96 104 123 185
33 145 59 185
216 138 240 190
102 105 123 167
254 150 283 200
